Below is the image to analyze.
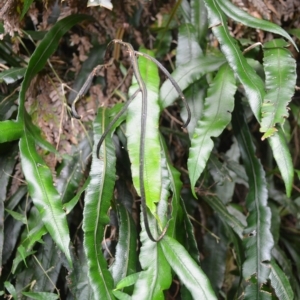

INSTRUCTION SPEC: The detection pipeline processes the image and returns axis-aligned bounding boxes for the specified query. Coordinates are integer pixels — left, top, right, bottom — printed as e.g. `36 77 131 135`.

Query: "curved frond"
0 67 26 84
126 48 162 217
260 39 297 139
0 120 23 143
160 56 225 109
191 0 208 46
232 102 274 286
269 130 293 197
176 20 205 136
188 63 236 197
83 108 116 299
161 236 217 300
216 0 298 51
159 134 182 238
204 0 294 197
176 23 203 67
131 212 172 299
203 0 265 120
203 196 245 238
269 259 294 300
16 14 93 267
110 203 137 286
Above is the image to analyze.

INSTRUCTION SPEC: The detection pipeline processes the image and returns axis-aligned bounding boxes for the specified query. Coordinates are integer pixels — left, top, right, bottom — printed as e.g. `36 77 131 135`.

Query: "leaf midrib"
93 108 113 299
22 129 66 253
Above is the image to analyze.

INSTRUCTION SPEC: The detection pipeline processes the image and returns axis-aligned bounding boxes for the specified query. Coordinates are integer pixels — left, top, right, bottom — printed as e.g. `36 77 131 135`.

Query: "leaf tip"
261 127 277 140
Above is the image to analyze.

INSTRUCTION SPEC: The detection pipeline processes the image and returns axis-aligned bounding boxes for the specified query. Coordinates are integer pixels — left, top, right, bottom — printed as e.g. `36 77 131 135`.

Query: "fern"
260 39 297 140
188 63 236 197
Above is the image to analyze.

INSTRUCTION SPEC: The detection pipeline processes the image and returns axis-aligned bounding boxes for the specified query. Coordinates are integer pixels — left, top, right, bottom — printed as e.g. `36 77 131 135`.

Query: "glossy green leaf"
13 248 37 275
110 203 137 286
15 235 62 294
112 290 131 300
161 236 217 299
288 28 300 40
216 0 298 51
21 0 34 19
22 292 59 300
227 204 247 227
269 259 294 300
272 246 300 299
232 102 274 285
203 0 264 121
224 145 249 184
179 0 191 24
24 112 58 154
4 282 17 299
0 120 23 143
19 132 72 266
157 152 172 228
103 103 128 136
24 30 47 40
132 162 171 298
203 196 245 238
176 20 205 137
126 48 162 216
176 23 202 67
159 134 182 238
131 211 172 299
181 82 205 137
204 0 293 196
180 197 200 264
15 15 93 268
5 209 26 223
115 272 140 290
191 0 208 47
17 245 35 267
0 67 26 84
188 63 236 197
260 39 296 139
244 285 271 300
269 130 293 197
208 154 236 204
83 108 116 300
131 153 172 299
63 177 90 214
160 55 225 109
12 206 47 274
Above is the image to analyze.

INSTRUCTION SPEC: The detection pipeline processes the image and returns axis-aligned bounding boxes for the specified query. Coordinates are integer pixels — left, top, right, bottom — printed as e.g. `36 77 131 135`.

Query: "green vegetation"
0 0 300 299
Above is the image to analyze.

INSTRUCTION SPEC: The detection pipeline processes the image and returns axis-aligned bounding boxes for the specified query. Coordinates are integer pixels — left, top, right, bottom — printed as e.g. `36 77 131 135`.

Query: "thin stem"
32 255 60 297
71 58 115 119
188 214 220 242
